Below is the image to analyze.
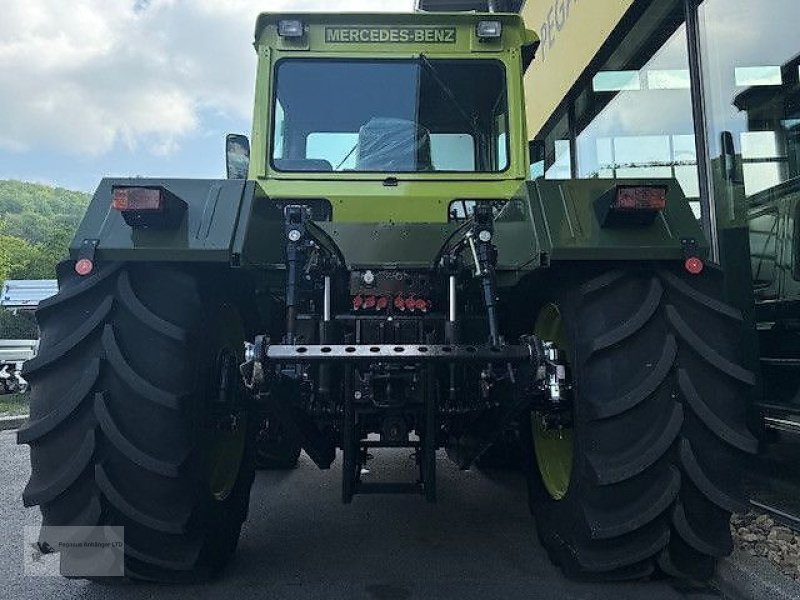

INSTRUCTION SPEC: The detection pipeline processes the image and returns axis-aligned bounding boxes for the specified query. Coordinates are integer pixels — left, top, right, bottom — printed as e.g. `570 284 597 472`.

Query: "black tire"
254 417 301 470
18 261 256 582
525 264 757 582
475 429 522 470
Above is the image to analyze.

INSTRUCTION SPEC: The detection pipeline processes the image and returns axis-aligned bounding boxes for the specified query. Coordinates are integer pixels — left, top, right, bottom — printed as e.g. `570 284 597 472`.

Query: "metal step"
764 415 800 435
760 357 800 368
750 499 800 533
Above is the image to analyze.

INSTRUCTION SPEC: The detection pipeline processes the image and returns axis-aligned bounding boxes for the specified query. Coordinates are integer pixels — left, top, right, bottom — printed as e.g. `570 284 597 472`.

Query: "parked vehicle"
1 365 21 394
0 339 36 395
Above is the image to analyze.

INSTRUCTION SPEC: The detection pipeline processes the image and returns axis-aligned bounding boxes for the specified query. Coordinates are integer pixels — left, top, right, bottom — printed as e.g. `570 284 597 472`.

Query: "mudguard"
527 178 708 262
69 178 256 264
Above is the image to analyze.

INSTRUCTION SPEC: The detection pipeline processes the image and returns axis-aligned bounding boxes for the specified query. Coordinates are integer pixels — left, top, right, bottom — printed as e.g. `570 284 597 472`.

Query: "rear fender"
69 178 256 264
527 178 707 263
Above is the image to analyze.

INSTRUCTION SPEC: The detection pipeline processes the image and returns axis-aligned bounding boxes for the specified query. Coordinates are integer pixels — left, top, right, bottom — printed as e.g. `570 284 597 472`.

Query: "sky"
0 0 413 192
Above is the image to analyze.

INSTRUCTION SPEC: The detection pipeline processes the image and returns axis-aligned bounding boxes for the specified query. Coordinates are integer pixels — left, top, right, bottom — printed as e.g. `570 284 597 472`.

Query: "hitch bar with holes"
264 343 537 363
240 336 556 485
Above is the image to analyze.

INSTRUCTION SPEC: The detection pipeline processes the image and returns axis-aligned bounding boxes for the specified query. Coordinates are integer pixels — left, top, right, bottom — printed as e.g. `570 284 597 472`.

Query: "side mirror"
226 134 250 179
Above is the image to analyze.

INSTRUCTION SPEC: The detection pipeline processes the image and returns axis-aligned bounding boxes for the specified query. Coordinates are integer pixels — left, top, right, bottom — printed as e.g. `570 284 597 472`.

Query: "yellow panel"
522 0 639 137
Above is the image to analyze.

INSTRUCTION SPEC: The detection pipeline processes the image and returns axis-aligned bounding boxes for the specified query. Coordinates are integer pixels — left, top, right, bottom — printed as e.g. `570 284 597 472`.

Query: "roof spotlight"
476 20 502 40
278 20 305 38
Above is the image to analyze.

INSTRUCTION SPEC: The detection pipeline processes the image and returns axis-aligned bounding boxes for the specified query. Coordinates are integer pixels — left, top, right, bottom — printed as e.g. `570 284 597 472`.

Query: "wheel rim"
532 303 574 501
207 341 247 502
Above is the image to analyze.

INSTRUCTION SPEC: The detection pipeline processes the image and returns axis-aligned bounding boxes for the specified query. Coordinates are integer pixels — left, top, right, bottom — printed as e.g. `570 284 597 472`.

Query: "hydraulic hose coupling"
283 205 312 343
469 202 500 345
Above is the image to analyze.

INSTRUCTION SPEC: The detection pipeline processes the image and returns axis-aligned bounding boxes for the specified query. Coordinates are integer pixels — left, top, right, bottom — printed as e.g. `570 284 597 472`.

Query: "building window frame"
685 0 719 262
530 0 724 262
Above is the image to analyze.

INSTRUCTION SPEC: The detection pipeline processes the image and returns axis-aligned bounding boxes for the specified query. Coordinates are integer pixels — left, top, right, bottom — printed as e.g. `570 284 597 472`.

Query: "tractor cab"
228 12 539 223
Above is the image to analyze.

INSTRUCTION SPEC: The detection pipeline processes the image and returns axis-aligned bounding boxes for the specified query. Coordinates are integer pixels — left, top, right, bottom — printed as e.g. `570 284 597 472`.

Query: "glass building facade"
525 0 799 320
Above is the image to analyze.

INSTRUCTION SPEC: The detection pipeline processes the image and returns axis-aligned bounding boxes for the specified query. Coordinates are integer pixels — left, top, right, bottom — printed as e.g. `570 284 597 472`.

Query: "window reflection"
699 0 800 202
542 112 571 180
573 2 699 205
699 0 800 291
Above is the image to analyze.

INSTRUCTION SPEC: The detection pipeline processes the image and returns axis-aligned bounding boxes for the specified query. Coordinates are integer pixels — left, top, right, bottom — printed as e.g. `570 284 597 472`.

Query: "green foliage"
0 393 30 416
0 309 37 339
0 221 10 284
0 180 89 281
0 180 89 244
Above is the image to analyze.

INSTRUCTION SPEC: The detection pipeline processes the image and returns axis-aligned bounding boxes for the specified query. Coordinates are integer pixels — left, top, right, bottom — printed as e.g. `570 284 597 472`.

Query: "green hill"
0 180 91 282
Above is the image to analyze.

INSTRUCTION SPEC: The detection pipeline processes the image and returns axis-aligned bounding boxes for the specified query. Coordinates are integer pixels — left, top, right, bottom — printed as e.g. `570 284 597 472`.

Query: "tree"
23 224 74 278
0 234 39 280
0 181 89 283
0 218 10 283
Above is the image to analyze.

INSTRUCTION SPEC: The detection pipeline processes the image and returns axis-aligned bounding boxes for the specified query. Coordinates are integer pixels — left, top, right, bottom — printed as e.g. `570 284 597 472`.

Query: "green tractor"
20 11 757 584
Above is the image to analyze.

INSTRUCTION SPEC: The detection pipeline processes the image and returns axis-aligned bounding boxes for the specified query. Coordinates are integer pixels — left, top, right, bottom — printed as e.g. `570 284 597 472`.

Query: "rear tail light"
112 187 164 212
595 185 668 228
111 185 185 228
615 187 667 211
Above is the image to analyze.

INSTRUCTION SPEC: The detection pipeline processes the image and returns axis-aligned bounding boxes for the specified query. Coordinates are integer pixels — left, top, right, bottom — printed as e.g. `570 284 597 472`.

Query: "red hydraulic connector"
376 296 389 310
353 295 364 310
405 297 417 312
364 295 377 309
415 298 428 313
394 295 406 311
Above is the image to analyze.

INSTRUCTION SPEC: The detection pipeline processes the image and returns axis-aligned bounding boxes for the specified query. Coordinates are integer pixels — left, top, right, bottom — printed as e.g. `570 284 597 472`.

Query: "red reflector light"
75 258 93 276
112 187 164 212
684 256 704 275
615 186 667 211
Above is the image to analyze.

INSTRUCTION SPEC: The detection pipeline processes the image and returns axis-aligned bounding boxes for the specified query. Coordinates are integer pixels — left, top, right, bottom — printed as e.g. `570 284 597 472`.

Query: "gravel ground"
731 512 800 581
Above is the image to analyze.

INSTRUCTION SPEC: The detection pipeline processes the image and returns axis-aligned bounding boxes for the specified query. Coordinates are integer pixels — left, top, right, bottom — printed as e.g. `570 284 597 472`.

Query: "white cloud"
0 0 413 157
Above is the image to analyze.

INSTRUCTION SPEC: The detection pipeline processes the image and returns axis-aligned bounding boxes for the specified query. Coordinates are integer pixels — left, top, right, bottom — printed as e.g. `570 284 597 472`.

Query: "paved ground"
0 430 720 600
